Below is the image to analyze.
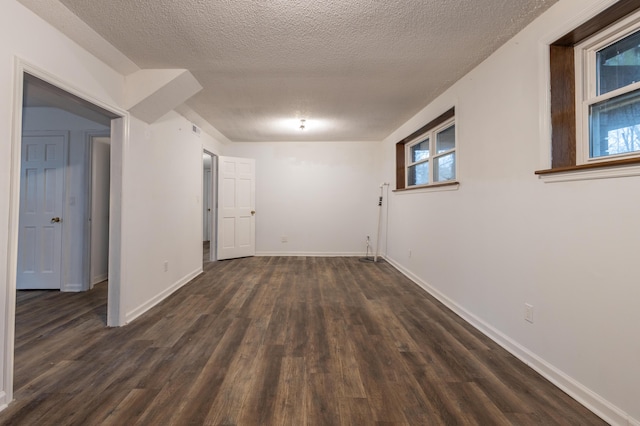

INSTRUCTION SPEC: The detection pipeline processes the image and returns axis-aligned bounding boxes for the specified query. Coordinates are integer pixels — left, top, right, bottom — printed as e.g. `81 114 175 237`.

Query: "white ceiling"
20 0 558 142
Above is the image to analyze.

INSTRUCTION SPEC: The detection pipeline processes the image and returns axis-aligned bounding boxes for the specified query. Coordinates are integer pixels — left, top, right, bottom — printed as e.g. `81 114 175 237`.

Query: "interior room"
1 0 639 424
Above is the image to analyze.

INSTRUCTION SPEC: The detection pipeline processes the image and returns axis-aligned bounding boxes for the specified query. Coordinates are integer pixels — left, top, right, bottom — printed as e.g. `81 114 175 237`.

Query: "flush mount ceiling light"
299 119 306 131
268 117 336 135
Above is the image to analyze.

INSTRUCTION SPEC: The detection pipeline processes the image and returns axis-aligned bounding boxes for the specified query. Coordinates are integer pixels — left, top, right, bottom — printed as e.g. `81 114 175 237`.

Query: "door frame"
84 130 111 290
3 58 129 405
203 150 217 262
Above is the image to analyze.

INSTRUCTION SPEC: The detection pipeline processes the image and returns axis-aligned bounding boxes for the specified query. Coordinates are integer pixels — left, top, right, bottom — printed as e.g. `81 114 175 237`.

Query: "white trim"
0 390 7 411
256 251 375 257
107 116 128 327
60 131 70 292
540 0 621 45
91 274 108 286
3 56 25 410
124 268 202 324
538 163 640 182
85 130 111 291
384 255 638 426
203 150 217 263
537 37 553 170
64 283 84 292
394 183 460 194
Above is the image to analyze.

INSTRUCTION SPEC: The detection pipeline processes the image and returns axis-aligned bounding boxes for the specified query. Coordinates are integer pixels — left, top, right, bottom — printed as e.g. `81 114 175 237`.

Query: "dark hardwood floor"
1 257 606 425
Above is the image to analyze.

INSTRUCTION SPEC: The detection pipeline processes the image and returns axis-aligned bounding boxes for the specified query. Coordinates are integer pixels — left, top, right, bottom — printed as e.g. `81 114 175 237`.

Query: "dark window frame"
395 107 456 190
537 0 640 175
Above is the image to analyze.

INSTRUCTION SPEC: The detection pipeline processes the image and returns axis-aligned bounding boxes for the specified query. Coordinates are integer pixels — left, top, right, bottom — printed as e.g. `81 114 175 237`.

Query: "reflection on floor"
203 240 210 262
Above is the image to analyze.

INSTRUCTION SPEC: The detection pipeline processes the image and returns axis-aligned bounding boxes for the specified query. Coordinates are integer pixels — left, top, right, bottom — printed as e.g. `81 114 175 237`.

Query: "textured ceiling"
34 0 557 141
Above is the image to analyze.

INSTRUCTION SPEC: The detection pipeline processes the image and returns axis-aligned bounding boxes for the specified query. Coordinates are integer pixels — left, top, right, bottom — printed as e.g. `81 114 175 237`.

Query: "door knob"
51 217 61 223
251 210 256 215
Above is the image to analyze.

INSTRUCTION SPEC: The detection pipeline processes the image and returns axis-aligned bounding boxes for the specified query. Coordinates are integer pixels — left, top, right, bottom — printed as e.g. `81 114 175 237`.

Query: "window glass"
434 153 456 182
411 138 429 162
589 88 640 157
436 125 455 153
398 109 455 189
408 162 429 186
597 29 640 95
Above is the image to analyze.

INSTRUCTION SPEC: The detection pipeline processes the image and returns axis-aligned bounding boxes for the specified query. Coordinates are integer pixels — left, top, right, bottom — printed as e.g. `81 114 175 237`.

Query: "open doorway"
87 132 111 290
4 60 128 406
203 151 217 264
18 75 112 293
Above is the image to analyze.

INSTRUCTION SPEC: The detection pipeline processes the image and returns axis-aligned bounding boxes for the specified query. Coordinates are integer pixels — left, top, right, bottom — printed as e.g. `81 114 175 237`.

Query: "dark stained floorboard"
1 256 607 425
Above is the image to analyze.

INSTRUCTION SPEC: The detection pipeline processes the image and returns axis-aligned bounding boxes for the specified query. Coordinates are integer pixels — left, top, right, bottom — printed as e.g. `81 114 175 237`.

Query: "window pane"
408 162 429 186
590 88 640 158
597 30 640 95
434 153 456 182
436 124 455 153
411 138 429 162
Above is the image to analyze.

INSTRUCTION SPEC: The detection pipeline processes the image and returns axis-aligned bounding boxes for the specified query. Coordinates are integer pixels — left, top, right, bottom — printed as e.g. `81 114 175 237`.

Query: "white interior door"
217 156 255 260
203 168 211 241
17 131 67 289
90 136 110 287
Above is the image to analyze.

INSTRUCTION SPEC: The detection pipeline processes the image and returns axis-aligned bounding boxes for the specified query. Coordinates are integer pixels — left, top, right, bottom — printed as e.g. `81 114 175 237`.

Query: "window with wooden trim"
539 0 640 175
396 108 456 190
576 11 640 164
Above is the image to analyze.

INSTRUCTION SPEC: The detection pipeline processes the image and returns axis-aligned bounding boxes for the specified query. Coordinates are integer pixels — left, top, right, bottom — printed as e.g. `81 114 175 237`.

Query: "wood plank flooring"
1 257 607 425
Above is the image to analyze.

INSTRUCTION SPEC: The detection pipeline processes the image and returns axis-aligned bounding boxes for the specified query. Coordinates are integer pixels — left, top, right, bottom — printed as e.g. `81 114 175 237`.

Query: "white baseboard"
256 251 367 257
91 274 108 285
62 283 84 292
385 256 638 426
0 390 7 412
125 268 202 324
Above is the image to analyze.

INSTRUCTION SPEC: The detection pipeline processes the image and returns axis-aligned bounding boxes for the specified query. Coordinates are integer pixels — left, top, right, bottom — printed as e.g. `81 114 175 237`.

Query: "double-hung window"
541 0 640 176
395 107 457 189
405 120 456 186
576 11 640 164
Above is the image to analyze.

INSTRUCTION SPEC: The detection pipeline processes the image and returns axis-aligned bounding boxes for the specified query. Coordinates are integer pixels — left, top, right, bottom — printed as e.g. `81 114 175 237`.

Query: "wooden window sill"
535 157 640 183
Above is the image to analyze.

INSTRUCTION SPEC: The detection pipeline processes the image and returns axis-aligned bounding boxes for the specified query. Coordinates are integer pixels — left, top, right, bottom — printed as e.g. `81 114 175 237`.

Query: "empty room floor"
0 257 606 425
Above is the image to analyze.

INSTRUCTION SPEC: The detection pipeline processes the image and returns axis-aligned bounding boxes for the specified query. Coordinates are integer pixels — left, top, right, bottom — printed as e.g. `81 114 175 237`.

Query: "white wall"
226 141 382 256
122 112 211 321
90 135 111 286
1 0 227 409
0 0 124 409
380 0 640 424
22 107 110 291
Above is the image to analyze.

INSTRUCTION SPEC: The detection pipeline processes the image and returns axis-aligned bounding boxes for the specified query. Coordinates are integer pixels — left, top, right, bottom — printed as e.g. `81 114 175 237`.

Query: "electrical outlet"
281 236 288 243
164 261 169 272
524 303 534 323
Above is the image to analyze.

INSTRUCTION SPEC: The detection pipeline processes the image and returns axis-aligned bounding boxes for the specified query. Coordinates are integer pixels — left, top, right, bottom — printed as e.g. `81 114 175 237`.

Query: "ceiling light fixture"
299 119 306 131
